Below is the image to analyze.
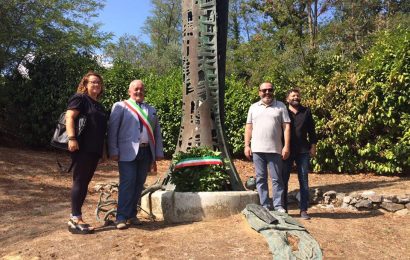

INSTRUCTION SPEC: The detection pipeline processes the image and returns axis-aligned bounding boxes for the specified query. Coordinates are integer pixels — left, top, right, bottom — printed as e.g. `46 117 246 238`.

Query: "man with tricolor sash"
108 79 164 229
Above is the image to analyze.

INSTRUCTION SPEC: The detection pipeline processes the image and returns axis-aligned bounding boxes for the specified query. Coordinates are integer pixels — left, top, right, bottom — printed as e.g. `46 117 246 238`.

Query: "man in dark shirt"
282 88 318 220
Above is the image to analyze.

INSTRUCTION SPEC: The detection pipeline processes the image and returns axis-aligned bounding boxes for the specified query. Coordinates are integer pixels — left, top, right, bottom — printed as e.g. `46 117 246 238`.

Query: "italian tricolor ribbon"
124 99 155 145
174 156 223 169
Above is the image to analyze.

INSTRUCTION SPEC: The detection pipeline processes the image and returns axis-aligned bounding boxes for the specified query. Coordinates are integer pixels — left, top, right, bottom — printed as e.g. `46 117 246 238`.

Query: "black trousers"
71 151 99 217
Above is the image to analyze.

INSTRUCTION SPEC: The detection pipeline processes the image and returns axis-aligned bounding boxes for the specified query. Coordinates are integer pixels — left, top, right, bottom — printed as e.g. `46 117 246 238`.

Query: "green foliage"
100 60 144 108
224 76 258 154
103 35 150 66
143 68 182 156
310 27 410 174
0 0 110 74
353 28 410 174
139 0 182 73
170 147 231 192
1 52 102 146
142 0 181 51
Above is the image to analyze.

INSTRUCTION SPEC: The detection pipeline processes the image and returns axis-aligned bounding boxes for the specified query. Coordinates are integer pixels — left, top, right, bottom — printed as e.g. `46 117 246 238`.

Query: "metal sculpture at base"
177 0 244 190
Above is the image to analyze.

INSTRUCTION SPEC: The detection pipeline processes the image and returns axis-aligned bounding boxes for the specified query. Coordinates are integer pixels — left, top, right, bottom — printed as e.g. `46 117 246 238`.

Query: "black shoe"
67 219 94 234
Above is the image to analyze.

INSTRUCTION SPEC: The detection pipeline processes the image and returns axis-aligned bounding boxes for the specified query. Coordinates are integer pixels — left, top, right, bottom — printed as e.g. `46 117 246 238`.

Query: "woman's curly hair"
76 71 104 98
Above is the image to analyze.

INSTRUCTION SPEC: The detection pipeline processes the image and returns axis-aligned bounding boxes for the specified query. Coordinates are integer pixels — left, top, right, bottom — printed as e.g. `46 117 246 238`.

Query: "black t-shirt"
288 105 318 154
67 93 107 157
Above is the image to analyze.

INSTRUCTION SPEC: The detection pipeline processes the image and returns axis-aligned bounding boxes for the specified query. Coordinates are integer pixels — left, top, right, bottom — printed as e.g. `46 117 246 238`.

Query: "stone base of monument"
140 190 259 223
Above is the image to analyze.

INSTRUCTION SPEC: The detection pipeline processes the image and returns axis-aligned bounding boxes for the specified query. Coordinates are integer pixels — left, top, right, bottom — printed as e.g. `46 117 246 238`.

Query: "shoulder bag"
50 112 87 150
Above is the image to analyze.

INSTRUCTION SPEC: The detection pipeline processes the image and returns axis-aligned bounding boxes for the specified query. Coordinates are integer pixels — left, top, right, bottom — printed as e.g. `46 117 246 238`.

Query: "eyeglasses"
88 81 101 85
259 88 273 93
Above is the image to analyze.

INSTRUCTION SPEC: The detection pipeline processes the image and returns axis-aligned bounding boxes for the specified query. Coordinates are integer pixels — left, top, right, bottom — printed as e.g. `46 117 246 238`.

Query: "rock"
383 195 398 203
406 203 410 210
380 202 405 212
349 192 361 199
368 195 382 203
313 188 323 197
355 199 372 209
351 198 358 204
343 196 352 204
334 193 345 207
372 203 380 209
395 209 409 216
288 196 298 204
323 190 337 198
288 191 297 199
348 205 358 211
397 195 410 204
361 190 376 198
310 196 321 204
287 191 299 204
296 192 301 202
309 188 323 204
323 190 337 204
341 202 350 208
336 193 346 200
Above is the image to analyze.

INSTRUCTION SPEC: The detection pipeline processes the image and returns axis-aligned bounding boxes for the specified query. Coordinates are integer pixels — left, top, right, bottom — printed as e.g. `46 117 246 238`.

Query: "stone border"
288 189 410 216
95 183 409 223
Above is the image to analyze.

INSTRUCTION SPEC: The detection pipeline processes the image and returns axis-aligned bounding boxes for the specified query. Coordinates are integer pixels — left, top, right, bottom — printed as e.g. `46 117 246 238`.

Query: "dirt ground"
0 146 409 260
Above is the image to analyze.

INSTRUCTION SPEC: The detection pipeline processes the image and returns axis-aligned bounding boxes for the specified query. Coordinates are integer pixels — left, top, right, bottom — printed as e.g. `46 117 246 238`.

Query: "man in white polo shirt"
244 82 291 212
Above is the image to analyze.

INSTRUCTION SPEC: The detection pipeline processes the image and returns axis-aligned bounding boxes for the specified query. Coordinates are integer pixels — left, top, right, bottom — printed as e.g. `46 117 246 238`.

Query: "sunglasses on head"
259 88 273 93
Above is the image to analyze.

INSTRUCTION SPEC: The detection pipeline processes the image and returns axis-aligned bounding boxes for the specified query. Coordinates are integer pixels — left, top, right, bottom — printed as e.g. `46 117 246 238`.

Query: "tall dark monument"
178 0 244 190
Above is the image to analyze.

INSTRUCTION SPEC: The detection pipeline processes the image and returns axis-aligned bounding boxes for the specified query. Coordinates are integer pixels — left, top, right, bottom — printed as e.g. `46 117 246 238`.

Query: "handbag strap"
53 149 78 174
56 157 75 173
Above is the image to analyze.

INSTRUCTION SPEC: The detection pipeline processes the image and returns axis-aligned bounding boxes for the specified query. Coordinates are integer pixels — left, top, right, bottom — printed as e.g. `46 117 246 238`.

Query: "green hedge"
142 69 182 156
0 52 102 146
308 28 410 174
224 76 258 154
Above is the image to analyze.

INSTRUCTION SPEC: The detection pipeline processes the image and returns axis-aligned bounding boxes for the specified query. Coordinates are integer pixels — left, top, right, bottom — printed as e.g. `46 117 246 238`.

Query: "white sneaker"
276 208 286 213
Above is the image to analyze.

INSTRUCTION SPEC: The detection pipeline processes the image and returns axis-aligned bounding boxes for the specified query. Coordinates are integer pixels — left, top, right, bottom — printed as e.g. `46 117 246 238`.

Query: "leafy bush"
1 52 102 146
170 147 231 192
310 27 410 174
143 68 182 156
101 60 143 109
353 28 410 174
224 76 258 155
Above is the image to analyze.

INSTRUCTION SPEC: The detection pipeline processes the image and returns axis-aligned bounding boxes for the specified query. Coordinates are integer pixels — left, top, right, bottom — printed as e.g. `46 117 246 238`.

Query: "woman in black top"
66 71 107 234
